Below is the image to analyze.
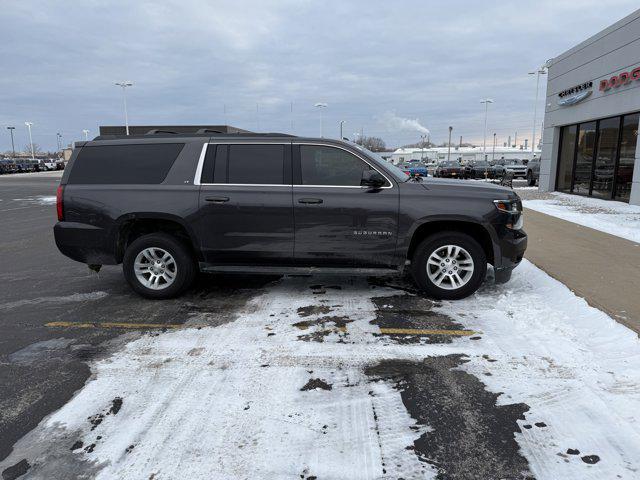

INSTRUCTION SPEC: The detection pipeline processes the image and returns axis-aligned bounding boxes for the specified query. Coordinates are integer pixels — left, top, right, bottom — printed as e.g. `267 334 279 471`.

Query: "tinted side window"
200 144 228 183
300 145 374 186
227 144 284 184
68 144 184 184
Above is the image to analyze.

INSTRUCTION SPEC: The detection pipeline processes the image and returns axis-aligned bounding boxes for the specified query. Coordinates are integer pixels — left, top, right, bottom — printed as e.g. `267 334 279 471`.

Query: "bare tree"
355 136 387 152
23 143 41 154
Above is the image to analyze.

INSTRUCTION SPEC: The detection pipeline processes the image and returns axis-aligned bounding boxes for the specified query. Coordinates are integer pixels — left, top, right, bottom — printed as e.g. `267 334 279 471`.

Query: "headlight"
494 199 523 230
493 199 522 214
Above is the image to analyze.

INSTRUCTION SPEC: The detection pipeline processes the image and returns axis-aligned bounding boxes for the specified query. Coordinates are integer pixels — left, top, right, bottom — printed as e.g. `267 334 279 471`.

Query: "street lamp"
447 126 453 162
6 126 16 158
492 132 497 163
83 129 90 141
529 67 547 154
115 81 133 135
339 120 346 139
314 102 328 137
24 122 35 160
480 99 493 160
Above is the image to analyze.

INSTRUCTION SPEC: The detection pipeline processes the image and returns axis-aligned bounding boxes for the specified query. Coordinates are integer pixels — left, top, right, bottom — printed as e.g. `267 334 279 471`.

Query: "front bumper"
493 227 527 283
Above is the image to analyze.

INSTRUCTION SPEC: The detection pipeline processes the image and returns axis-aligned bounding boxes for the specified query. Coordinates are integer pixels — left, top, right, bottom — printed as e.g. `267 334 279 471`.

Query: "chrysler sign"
557 81 593 106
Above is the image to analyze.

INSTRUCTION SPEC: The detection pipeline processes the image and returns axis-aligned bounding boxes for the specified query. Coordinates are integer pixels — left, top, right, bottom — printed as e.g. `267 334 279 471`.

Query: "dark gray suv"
54 132 527 300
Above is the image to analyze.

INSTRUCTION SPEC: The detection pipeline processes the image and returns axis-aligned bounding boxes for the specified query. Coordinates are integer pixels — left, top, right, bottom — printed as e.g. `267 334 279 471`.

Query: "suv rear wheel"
526 170 536 186
123 233 196 299
411 231 487 300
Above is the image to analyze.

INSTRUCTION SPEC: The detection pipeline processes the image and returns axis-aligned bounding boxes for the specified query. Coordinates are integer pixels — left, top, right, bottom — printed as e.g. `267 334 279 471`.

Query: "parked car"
400 159 428 177
526 158 541 186
492 159 528 179
54 133 526 300
14 160 34 173
42 159 59 171
0 159 18 174
434 160 465 178
464 160 493 179
27 159 42 172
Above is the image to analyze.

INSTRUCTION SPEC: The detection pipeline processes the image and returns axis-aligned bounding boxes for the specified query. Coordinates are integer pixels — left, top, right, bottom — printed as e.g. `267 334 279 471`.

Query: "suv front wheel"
123 233 196 299
411 231 487 300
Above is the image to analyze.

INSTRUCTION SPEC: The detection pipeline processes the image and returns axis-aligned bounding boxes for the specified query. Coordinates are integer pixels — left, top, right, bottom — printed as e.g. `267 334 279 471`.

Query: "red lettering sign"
600 66 640 91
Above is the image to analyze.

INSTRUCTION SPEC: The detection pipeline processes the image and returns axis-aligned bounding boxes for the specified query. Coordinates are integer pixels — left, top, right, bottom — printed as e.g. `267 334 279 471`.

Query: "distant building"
390 146 541 165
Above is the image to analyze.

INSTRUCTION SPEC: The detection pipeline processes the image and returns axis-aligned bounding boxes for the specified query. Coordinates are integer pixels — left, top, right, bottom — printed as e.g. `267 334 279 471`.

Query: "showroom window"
555 112 638 202
556 125 577 192
616 113 639 202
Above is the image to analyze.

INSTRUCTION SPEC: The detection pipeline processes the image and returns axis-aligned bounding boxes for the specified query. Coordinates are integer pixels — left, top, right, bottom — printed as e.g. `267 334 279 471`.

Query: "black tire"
526 171 536 186
411 231 487 300
123 233 196 299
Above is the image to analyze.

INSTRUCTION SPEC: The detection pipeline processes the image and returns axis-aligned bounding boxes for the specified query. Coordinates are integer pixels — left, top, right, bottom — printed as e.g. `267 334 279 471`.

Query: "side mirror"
361 169 386 188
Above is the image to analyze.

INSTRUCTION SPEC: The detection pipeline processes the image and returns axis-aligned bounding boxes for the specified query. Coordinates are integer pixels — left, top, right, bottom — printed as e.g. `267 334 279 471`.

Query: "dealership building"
540 9 640 205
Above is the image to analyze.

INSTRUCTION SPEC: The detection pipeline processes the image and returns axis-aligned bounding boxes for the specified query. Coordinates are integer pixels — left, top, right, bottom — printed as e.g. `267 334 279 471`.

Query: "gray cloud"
1 0 638 150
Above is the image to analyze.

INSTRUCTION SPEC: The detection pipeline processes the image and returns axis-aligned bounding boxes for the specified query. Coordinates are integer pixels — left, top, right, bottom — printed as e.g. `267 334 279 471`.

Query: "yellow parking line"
45 321 186 330
378 327 477 336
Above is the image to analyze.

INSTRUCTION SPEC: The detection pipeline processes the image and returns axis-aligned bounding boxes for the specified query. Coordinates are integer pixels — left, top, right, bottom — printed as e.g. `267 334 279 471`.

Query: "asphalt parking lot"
1 173 640 480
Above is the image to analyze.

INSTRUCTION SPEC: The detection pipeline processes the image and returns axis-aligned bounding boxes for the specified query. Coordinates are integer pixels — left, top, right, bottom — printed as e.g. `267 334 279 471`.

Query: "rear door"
194 141 294 265
292 143 399 268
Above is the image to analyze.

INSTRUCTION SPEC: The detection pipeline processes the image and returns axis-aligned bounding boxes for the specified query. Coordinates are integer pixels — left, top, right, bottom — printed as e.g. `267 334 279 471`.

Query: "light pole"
24 122 35 160
339 120 346 139
115 81 133 135
83 129 90 141
7 126 16 158
492 133 496 163
447 126 453 162
480 99 493 161
314 102 327 137
529 66 547 154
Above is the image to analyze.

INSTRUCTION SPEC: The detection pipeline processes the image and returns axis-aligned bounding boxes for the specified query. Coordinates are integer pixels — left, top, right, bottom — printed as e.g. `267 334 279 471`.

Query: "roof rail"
145 129 180 135
195 128 225 134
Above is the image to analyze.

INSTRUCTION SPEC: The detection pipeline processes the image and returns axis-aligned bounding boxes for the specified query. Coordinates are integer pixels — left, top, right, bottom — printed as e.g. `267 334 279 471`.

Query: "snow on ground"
1 170 63 178
2 261 640 479
0 291 108 312
522 192 640 243
11 195 57 206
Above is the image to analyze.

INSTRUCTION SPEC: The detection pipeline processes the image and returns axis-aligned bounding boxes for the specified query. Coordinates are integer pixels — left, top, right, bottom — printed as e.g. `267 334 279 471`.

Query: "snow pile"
523 192 640 243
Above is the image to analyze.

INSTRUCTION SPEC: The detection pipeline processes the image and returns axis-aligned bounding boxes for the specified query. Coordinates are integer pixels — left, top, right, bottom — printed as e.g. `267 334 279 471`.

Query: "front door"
292 143 399 268
195 142 294 265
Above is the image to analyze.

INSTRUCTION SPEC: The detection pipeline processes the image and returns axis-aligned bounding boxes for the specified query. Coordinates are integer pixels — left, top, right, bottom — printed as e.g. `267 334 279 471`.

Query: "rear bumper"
54 222 118 265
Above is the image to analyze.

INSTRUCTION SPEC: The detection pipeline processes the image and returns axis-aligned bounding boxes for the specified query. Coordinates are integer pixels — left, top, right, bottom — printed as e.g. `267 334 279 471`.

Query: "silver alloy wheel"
134 247 177 290
426 244 474 290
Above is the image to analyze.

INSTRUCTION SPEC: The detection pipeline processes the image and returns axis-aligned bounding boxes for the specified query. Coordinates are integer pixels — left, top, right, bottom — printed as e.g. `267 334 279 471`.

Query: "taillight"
56 185 64 221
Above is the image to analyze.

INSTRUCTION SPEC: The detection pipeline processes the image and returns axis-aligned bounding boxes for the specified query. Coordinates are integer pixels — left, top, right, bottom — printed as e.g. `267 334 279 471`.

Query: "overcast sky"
1 1 639 152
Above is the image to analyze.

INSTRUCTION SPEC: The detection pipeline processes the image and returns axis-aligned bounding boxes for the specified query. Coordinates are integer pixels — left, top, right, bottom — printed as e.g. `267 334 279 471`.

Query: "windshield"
440 161 460 167
350 143 409 182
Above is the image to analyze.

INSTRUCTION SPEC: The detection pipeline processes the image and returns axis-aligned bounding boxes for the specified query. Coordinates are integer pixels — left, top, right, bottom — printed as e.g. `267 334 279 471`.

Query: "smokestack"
524 139 529 149
459 135 462 147
507 135 511 147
